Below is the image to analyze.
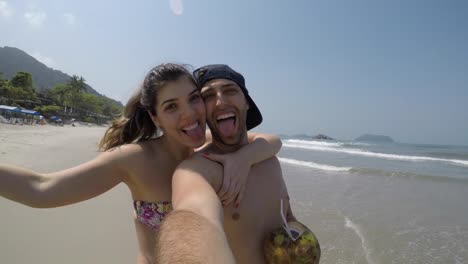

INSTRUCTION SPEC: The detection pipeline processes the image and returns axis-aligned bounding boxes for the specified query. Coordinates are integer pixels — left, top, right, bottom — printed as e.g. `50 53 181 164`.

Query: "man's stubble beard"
208 105 250 151
209 122 247 147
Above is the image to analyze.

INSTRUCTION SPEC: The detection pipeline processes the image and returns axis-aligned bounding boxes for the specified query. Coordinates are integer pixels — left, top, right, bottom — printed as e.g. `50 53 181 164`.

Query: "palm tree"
69 75 87 93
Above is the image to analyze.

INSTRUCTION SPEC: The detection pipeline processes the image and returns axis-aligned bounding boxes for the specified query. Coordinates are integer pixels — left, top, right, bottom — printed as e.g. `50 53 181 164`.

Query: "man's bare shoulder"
176 153 223 190
178 153 212 168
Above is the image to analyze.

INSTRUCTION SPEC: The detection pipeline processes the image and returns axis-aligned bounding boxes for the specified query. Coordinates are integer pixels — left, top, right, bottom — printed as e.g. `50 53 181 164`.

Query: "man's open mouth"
216 112 237 138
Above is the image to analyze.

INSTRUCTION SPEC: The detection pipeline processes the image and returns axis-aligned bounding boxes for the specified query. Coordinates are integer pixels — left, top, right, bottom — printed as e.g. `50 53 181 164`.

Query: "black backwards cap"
193 64 263 130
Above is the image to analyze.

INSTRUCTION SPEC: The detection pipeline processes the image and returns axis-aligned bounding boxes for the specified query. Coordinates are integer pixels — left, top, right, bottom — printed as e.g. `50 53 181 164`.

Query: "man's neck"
209 134 249 154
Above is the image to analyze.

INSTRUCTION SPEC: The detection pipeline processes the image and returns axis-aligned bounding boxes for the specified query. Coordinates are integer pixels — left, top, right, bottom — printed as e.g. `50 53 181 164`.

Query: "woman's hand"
202 152 252 208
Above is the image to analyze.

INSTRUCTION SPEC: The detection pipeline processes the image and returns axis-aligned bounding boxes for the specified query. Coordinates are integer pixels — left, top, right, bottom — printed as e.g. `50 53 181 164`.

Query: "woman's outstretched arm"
0 148 129 208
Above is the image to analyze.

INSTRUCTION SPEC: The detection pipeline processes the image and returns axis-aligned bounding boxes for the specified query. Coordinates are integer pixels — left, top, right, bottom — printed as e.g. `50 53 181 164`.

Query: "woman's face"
152 76 206 148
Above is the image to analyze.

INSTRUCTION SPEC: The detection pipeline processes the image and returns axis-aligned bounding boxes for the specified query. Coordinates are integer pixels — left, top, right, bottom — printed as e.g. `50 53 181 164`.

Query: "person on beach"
157 64 320 263
0 63 282 263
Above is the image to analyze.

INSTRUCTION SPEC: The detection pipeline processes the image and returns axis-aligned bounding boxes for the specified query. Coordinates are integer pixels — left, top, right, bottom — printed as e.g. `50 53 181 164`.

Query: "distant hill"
0 46 123 107
355 134 394 143
312 134 335 140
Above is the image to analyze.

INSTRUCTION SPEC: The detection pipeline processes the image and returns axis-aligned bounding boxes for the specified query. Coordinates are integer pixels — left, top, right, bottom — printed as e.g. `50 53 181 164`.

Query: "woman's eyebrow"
161 98 177 107
161 88 199 107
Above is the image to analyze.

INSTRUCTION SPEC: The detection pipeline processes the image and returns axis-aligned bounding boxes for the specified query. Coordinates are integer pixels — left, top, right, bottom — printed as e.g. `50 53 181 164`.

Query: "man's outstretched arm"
156 210 235 264
155 159 234 263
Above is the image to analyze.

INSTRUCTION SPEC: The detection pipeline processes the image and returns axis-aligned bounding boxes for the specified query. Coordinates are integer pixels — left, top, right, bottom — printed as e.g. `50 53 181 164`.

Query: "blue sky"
1 0 467 145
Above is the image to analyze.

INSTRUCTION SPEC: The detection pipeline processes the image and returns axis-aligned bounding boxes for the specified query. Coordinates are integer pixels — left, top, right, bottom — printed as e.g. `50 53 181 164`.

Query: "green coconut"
264 221 320 264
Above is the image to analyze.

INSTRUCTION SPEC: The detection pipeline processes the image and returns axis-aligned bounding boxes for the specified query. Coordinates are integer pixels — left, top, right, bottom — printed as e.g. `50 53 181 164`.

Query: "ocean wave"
345 217 375 264
351 167 468 184
278 157 351 172
278 157 468 183
284 139 373 147
283 143 468 167
284 139 344 147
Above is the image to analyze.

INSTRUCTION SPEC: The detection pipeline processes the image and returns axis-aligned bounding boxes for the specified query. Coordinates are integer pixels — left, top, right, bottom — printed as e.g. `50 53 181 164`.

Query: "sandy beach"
0 124 325 264
4 123 465 263
0 124 327 263
0 124 138 263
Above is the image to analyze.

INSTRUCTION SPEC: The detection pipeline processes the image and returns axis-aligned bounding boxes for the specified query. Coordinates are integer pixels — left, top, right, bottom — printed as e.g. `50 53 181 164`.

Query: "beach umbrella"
0 105 21 113
20 109 40 116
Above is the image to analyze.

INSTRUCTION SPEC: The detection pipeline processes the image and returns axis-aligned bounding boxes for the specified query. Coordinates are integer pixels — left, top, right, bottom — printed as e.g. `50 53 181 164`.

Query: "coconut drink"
264 228 292 263
264 200 320 263
264 221 320 264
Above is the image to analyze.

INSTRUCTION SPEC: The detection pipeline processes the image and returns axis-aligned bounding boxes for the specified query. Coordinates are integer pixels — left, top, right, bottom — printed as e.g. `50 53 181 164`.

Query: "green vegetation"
0 71 123 123
0 72 37 102
0 47 124 123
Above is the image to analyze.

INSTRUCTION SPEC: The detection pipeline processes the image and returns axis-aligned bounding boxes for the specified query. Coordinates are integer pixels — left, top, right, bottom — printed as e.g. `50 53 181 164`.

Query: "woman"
0 63 281 263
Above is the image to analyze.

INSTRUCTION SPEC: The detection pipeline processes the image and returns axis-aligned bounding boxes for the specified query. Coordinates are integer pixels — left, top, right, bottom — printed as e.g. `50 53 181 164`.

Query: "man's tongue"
185 125 204 141
218 118 236 138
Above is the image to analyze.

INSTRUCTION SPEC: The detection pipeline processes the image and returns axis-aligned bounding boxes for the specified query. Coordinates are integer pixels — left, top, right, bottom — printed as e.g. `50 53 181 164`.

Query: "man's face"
201 79 249 146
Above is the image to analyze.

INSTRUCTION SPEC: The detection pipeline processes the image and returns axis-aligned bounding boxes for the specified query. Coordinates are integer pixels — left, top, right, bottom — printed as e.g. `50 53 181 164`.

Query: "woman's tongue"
184 125 204 141
217 118 236 138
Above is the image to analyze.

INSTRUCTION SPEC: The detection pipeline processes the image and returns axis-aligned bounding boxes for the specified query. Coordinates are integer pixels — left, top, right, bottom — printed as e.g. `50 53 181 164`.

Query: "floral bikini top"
133 200 173 230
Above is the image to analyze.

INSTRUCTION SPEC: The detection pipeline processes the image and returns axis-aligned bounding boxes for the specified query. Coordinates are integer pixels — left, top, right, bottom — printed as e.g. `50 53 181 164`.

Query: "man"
157 64 296 263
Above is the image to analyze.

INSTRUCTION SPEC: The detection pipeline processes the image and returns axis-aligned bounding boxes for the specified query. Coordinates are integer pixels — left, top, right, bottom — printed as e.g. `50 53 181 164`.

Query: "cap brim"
245 94 262 130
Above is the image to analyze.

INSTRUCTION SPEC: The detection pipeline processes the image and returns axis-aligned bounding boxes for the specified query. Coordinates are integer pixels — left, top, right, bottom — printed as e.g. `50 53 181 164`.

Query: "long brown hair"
99 63 196 151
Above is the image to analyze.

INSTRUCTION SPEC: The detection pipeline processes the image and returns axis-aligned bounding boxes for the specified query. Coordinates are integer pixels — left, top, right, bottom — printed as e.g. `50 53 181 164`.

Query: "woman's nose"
181 104 197 120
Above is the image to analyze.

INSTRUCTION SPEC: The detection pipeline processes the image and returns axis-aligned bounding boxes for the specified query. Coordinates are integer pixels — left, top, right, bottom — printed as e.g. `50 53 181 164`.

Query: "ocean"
279 138 468 264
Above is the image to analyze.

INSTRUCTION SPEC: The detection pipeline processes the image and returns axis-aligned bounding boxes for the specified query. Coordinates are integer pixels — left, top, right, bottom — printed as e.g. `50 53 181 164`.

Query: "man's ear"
244 95 250 110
